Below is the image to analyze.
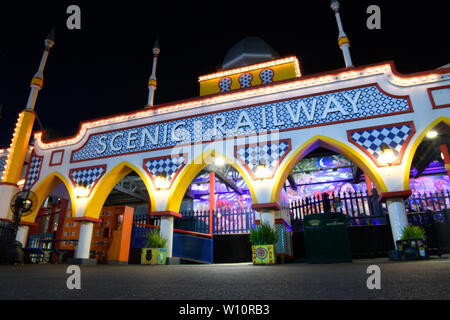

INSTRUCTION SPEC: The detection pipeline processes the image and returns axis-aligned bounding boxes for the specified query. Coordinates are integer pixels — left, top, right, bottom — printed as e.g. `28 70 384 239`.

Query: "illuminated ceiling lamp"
379 143 396 166
154 171 170 190
74 181 90 198
426 130 438 139
254 160 271 180
211 150 225 167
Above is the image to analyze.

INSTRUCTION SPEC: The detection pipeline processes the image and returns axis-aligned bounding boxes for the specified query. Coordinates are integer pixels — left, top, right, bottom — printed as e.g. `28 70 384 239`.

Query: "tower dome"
222 37 280 70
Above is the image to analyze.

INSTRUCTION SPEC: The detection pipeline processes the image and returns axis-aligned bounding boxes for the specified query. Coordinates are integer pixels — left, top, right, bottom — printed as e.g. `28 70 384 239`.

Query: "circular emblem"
255 247 268 260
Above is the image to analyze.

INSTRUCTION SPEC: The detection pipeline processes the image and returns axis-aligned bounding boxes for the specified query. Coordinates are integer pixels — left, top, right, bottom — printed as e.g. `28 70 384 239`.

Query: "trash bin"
304 212 352 263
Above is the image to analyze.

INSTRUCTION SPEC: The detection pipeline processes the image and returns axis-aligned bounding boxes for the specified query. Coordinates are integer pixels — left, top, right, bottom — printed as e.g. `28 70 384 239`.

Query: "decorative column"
70 217 101 264
146 38 160 107
379 191 412 249
0 29 55 220
251 202 281 228
151 211 182 264
209 171 215 235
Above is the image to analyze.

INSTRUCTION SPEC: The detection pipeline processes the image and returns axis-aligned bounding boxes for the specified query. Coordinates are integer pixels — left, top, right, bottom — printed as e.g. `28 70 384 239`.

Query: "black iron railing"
174 208 255 235
289 191 387 231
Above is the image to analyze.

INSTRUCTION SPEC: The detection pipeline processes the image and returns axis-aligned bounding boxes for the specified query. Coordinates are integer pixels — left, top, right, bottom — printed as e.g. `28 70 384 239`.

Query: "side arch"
83 161 156 219
403 116 450 190
165 150 257 212
270 135 388 203
22 171 76 224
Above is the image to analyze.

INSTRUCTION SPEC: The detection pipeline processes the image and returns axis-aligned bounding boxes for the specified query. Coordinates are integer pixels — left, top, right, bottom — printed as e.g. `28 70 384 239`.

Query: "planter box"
141 248 167 265
396 238 429 261
252 245 276 265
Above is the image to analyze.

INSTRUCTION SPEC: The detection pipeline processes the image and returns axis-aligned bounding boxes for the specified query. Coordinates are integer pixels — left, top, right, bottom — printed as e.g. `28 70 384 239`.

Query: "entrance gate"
2 56 449 262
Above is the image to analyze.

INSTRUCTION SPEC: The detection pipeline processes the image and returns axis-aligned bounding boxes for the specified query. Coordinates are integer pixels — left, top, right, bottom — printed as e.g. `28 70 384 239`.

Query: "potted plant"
396 225 428 261
249 223 279 265
141 229 168 265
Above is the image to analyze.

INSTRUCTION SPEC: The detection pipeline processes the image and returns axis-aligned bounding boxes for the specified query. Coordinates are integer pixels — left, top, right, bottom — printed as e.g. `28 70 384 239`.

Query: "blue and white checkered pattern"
25 154 43 190
260 69 274 84
70 166 105 189
144 155 186 182
235 141 290 174
239 73 252 88
349 124 413 161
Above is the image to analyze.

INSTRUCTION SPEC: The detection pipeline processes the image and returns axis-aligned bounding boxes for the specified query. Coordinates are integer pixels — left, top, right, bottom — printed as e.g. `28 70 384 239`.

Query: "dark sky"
0 1 449 147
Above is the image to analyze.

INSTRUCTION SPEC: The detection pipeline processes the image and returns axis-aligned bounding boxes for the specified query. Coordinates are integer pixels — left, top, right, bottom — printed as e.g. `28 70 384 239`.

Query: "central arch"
83 161 156 219
165 150 257 213
270 135 388 203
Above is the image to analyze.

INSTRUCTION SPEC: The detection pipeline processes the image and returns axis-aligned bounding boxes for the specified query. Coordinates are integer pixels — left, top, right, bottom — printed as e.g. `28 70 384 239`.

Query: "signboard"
71 84 411 162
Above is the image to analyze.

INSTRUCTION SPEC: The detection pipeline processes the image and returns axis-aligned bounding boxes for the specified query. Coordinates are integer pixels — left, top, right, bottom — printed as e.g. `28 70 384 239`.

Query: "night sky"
0 1 449 147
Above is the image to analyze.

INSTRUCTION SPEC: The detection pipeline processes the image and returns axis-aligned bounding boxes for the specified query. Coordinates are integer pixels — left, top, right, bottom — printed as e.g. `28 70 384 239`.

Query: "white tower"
330 0 353 68
146 38 160 107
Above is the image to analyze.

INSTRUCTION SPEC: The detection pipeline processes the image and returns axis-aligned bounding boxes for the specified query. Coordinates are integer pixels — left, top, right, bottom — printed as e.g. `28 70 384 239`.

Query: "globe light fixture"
379 144 396 166
154 172 170 190
214 156 226 167
74 181 90 198
254 160 271 180
426 130 438 139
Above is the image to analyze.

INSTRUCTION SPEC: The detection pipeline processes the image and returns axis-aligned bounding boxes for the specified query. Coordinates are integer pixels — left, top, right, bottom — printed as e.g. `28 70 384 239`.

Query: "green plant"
249 223 279 245
145 229 167 248
401 225 425 240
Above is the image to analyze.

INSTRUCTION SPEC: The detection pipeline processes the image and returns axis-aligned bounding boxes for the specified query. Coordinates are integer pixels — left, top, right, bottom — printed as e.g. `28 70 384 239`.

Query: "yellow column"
1 110 36 184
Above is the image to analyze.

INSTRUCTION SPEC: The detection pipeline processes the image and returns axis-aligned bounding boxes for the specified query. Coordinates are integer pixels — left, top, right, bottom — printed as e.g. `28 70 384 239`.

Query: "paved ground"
0 256 449 300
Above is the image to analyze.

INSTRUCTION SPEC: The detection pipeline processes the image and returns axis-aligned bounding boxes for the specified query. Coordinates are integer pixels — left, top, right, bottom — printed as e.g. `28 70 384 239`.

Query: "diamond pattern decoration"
348 122 415 166
235 140 291 179
25 154 43 190
143 155 186 187
70 165 106 190
260 68 274 84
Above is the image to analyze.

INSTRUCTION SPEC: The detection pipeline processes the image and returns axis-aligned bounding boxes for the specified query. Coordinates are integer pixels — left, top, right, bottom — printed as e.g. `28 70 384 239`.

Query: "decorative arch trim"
270 135 388 203
402 116 450 190
165 150 257 213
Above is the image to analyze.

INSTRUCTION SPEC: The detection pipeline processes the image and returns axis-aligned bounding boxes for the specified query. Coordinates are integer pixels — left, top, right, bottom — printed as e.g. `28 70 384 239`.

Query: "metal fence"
405 190 450 214
289 190 450 232
289 191 387 231
174 208 256 235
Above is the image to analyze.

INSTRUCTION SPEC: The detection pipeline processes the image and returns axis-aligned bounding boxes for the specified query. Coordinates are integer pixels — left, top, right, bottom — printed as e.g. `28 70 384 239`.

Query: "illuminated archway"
403 116 450 190
165 150 257 212
83 161 156 219
270 135 388 203
22 172 76 224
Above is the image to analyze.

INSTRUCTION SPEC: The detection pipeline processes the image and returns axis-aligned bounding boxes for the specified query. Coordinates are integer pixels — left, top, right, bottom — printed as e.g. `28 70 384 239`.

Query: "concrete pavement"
0 257 449 300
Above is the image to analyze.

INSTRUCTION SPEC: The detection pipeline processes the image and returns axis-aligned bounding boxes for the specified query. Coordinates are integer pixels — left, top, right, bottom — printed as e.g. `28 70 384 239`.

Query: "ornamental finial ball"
153 38 160 56
330 0 340 11
45 27 55 49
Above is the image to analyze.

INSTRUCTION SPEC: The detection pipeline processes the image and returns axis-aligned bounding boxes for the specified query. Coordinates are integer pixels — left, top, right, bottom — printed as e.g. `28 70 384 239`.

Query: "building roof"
222 37 280 70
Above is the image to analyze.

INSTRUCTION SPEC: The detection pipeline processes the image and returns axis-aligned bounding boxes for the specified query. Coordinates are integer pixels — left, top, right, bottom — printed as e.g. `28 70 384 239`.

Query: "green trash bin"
304 212 352 263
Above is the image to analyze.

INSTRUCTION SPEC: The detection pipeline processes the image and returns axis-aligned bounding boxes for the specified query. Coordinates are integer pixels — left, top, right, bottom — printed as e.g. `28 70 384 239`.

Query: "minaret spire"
330 1 353 68
146 38 160 107
26 27 55 111
0 29 55 221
